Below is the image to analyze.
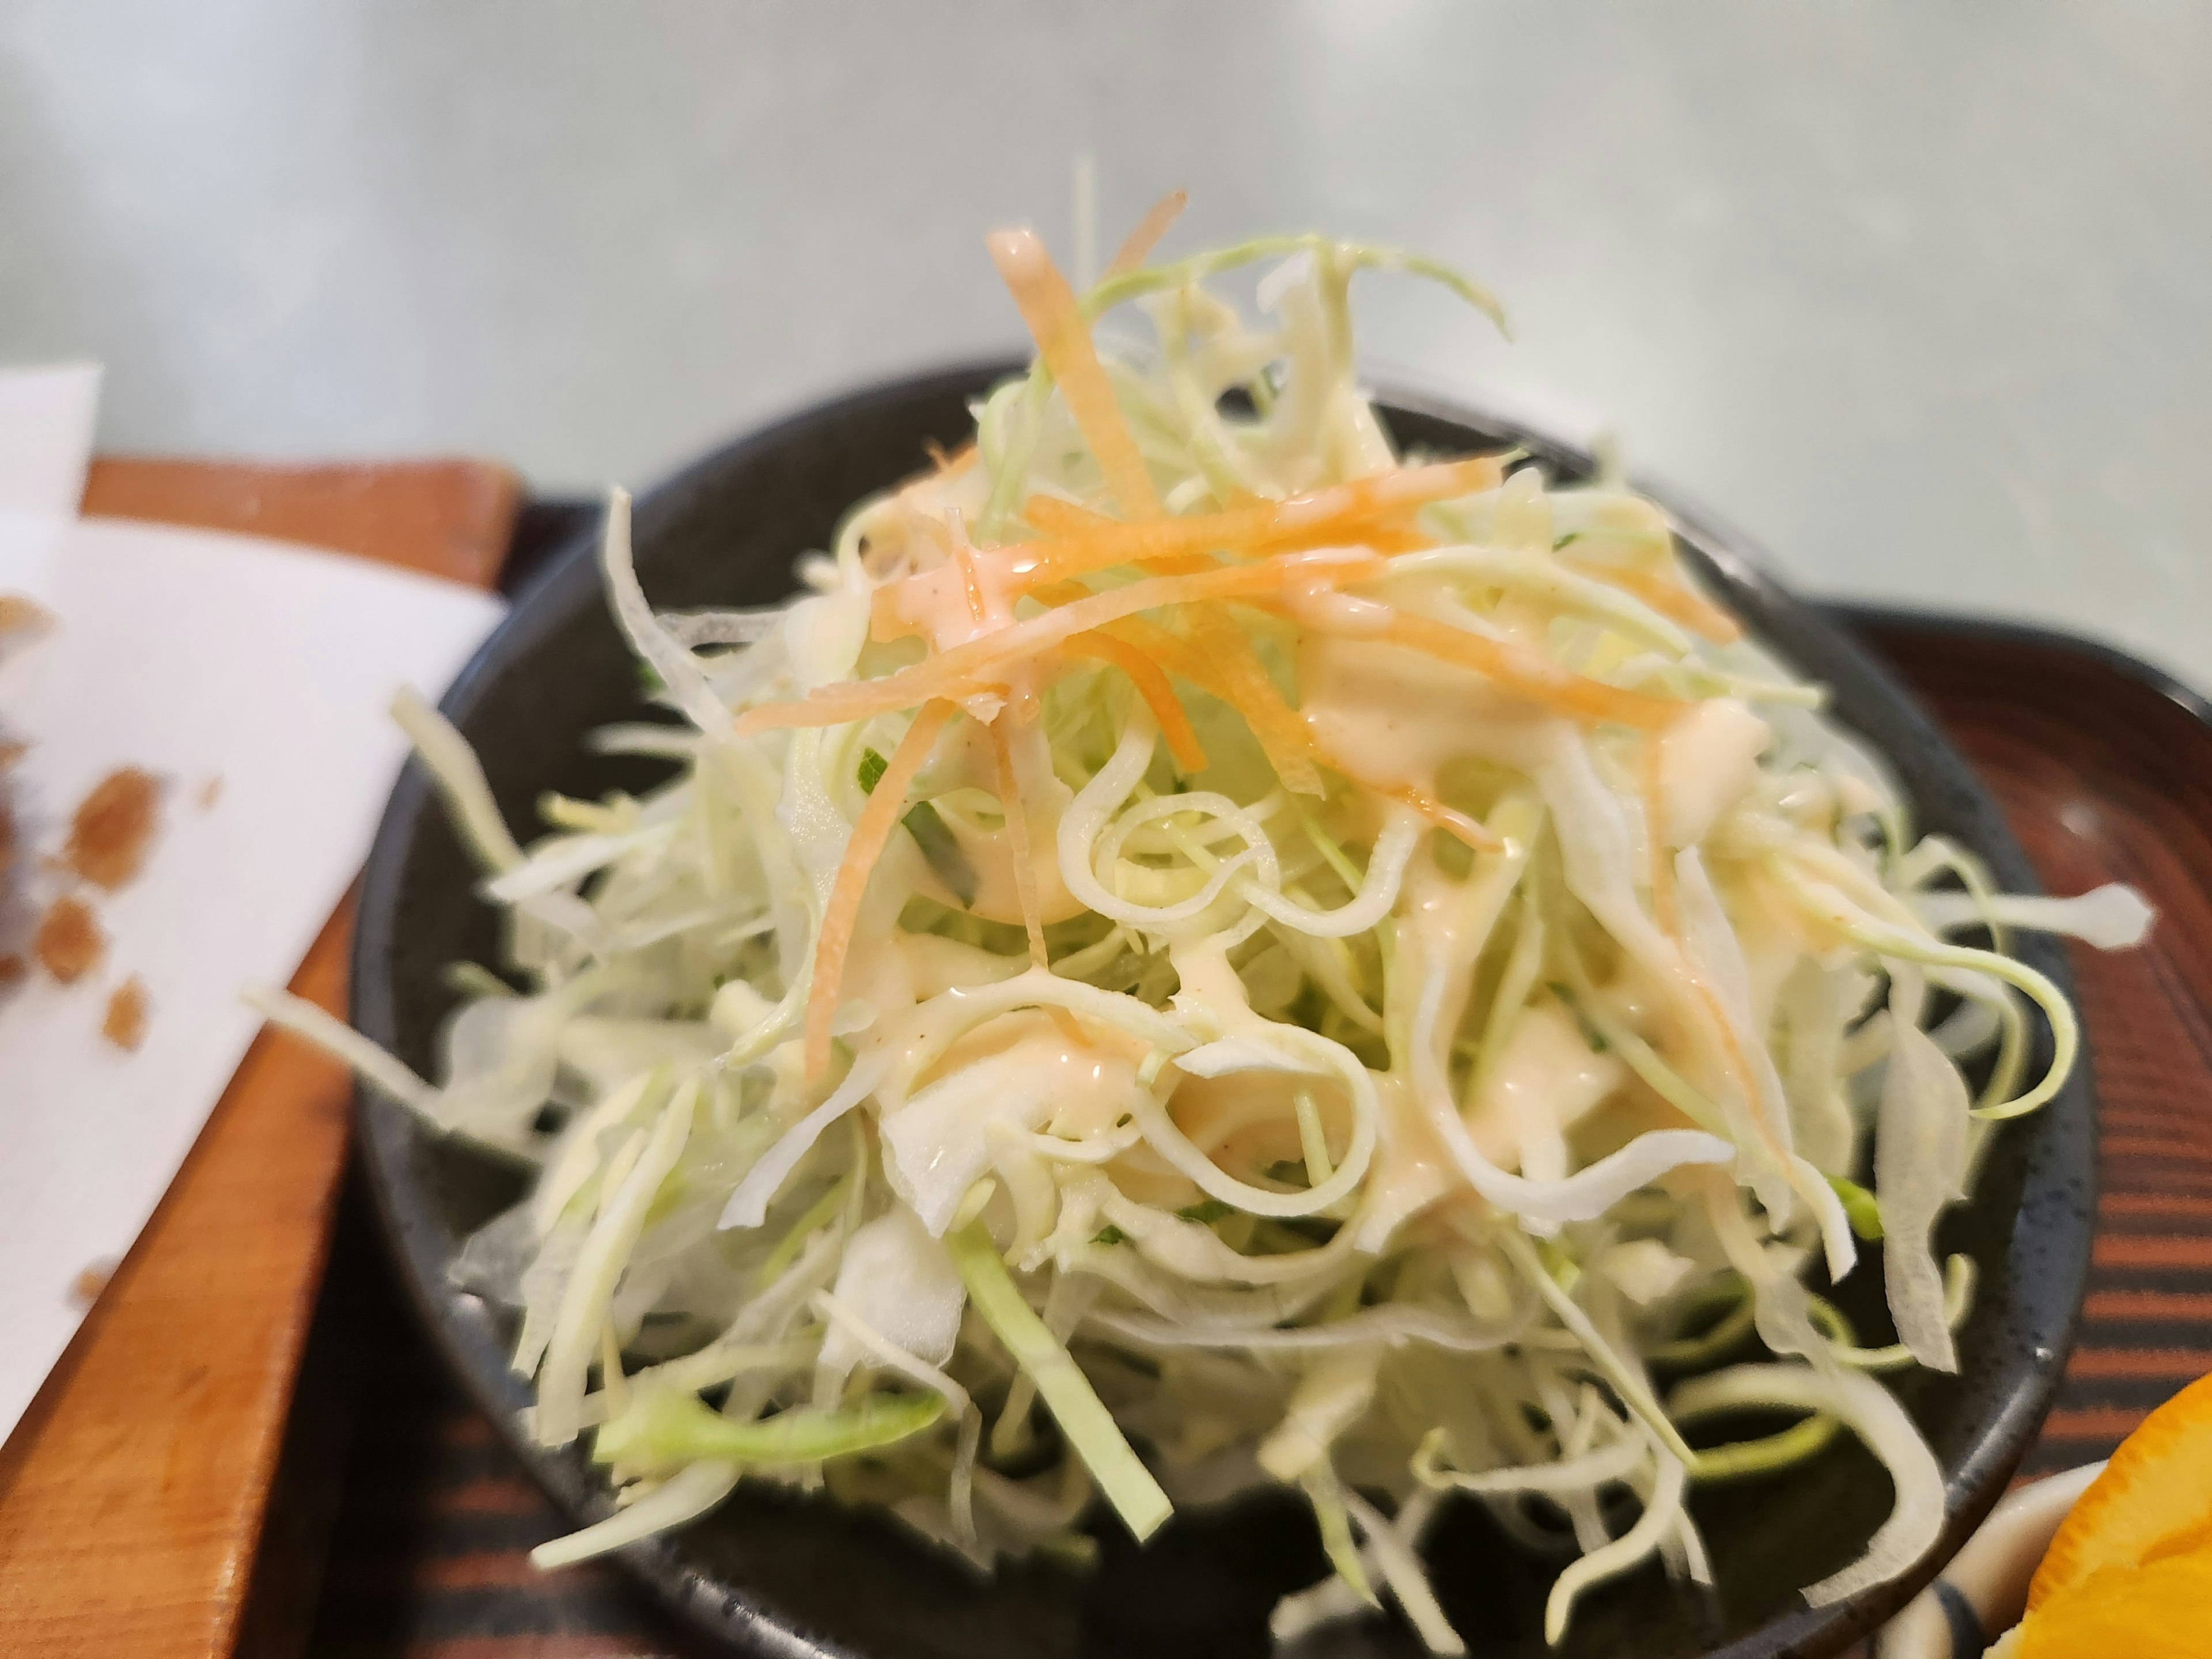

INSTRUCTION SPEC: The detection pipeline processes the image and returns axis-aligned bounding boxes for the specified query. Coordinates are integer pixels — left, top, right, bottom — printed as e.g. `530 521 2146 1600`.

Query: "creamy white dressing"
1298 614 1556 801
1374 854 1613 1235
1654 698 1770 848
865 485 1055 658
1169 1067 1347 1175
945 787 1084 929
1464 1003 1626 1182
1352 1070 1462 1252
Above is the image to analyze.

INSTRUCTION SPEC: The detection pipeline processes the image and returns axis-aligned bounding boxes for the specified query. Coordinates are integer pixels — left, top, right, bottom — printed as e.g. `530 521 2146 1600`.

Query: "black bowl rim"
350 362 2096 1659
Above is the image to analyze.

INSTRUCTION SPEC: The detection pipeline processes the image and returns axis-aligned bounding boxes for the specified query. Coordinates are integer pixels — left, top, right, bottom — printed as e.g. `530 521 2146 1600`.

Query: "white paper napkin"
0 365 504 1446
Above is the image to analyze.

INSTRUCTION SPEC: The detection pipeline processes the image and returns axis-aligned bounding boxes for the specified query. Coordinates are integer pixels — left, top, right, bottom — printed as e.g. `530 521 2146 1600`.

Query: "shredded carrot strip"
1387 783 1499 853
1025 493 1431 559
1099 607 1319 796
1025 577 1097 614
1096 615 1320 789
1022 494 1217 576
1102 190 1187 281
1634 816 1770 1159
1111 577 1482 834
738 551 1381 735
874 464 1472 645
955 540 991 623
1638 846 1806 1190
988 228 1161 520
1086 597 1320 789
1022 495 1117 538
1688 977 1782 1166
1560 554 1741 644
1633 832 1785 1176
1013 454 1501 588
1348 524 1431 555
1022 499 1431 613
868 581 916 645
805 700 957 1080
923 512 994 626
1065 633 1209 772
1377 612 1684 731
990 717 1049 967
1183 604 1323 795
1096 611 1327 798
1099 614 1232 698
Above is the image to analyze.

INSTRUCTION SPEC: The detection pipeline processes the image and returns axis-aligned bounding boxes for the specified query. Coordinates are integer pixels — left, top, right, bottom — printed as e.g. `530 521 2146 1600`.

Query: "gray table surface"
5 2 2207 688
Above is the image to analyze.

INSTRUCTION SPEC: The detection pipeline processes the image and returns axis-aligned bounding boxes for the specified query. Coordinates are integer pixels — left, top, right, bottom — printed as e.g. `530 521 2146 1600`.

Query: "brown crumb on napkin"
0 954 24 983
68 1259 118 1308
35 895 104 983
65 766 162 890
102 975 150 1050
197 773 224 810
0 740 25 769
0 593 54 638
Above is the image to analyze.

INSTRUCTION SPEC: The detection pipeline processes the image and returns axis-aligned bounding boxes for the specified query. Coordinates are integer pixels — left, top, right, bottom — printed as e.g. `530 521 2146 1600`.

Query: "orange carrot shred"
1097 615 1313 786
1040 596 1310 790
918 512 994 627
804 699 957 1080
1028 578 1095 609
1022 495 1119 539
1013 453 1501 588
738 552 1381 736
1183 604 1324 795
1025 493 1258 575
1072 595 1313 793
1388 784 1499 853
866 457 1484 642
987 228 1162 520
1099 615 1235 699
1102 190 1187 281
1065 632 1209 772
1378 612 1684 730
1343 525 1431 556
1560 553 1742 644
951 535 990 626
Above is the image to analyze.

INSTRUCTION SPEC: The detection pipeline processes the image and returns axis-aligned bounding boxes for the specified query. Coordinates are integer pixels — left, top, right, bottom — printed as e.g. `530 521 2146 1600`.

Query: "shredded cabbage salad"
259 202 2153 1650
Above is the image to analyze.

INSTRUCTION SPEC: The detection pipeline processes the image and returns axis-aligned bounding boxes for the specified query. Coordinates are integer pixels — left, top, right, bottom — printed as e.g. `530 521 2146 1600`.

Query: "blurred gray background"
5 2 2208 685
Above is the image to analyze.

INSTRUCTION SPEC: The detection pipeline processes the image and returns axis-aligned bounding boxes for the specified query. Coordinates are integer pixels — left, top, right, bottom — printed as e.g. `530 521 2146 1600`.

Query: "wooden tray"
0 459 519 1659
290 607 2212 1657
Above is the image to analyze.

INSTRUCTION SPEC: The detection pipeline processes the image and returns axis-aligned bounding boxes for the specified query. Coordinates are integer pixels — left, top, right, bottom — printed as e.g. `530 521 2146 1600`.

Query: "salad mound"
262 202 2151 1651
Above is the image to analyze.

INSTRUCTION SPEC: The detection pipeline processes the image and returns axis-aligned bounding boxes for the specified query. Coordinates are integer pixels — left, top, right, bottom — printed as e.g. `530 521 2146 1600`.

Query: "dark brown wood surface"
78 458 521 590
0 459 518 1659
290 611 2212 1657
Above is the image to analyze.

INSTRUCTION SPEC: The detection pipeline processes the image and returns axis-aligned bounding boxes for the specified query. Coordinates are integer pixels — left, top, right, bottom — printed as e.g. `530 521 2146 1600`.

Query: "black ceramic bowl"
351 365 2096 1659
